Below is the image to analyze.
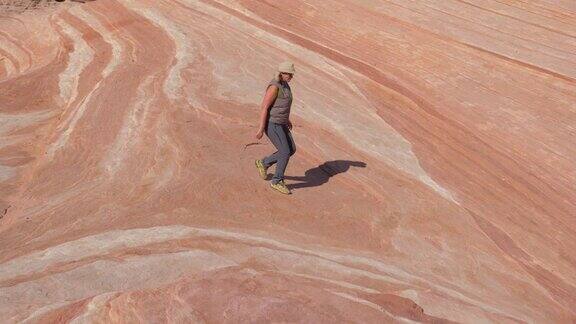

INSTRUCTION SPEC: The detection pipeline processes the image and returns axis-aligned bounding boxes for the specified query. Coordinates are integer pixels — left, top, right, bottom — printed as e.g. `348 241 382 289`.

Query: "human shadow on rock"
284 160 366 190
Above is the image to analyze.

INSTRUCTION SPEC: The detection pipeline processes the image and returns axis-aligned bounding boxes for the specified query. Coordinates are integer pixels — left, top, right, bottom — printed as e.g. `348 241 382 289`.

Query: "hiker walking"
255 61 296 194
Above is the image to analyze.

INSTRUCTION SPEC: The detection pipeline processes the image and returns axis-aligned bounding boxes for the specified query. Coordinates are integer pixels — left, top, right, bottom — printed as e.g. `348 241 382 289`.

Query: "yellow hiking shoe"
270 180 291 194
255 159 268 180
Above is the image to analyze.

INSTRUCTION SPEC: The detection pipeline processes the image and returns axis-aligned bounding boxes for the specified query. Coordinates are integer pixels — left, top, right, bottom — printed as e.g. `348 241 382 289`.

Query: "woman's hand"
287 120 293 130
255 129 264 140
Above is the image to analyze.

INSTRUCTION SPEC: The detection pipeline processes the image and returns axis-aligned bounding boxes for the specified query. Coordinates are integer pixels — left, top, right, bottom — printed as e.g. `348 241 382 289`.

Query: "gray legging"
262 122 296 184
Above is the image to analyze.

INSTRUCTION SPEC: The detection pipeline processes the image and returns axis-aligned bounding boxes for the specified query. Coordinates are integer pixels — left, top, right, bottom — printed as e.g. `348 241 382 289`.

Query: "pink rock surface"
1 0 575 322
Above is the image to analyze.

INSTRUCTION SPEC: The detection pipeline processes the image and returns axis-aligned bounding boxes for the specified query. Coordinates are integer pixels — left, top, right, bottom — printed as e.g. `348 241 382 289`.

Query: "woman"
255 61 296 194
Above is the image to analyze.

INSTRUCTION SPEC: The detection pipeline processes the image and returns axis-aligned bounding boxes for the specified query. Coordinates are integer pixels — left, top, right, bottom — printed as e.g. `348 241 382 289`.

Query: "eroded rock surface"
1 0 575 322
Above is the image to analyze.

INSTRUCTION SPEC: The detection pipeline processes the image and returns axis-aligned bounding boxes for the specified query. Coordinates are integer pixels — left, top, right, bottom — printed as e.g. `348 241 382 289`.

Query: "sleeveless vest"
267 79 292 124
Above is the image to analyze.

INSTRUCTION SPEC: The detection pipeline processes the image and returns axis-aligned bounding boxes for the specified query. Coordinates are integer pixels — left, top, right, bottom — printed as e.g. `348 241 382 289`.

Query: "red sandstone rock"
0 0 575 322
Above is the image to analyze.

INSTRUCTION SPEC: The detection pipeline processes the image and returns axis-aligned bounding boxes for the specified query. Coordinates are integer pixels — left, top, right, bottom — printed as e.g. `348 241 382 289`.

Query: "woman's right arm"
256 85 278 139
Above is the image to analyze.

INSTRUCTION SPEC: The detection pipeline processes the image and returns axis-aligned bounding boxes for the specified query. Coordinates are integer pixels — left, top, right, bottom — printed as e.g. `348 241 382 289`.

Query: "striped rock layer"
0 0 575 322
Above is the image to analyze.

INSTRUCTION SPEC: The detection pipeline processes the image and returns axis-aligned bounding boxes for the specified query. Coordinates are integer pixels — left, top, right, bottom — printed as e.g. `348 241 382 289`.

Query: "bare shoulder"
266 84 279 94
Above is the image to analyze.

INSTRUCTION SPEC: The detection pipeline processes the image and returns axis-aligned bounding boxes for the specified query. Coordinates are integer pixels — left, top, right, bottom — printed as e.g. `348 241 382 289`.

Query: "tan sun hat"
278 61 295 74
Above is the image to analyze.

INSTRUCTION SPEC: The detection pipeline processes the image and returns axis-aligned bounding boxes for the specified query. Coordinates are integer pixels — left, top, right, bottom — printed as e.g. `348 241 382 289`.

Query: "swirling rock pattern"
1 0 575 322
